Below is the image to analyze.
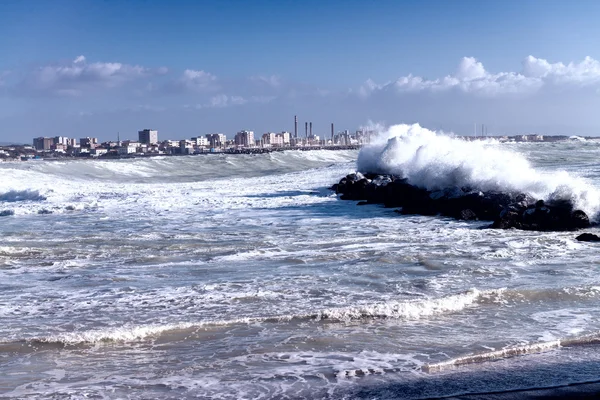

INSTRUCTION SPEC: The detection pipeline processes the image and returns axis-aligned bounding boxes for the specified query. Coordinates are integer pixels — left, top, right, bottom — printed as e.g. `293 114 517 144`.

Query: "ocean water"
2 129 600 399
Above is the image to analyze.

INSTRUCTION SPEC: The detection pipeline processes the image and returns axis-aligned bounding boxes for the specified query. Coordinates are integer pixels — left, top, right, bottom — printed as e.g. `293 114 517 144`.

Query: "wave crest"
0 189 46 202
18 289 492 345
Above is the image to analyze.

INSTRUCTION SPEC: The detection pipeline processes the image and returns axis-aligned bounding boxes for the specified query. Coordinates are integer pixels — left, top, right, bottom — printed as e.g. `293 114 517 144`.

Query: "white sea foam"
423 340 562 372
424 330 600 372
0 150 357 217
32 322 198 344
357 123 600 216
304 288 486 321
20 289 493 345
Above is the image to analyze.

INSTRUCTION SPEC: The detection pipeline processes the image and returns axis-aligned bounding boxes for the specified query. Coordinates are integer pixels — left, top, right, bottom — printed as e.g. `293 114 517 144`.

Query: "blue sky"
2 0 600 143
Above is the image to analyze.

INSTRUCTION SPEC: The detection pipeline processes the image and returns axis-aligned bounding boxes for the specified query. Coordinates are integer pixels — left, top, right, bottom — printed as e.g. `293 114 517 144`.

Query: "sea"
2 124 600 399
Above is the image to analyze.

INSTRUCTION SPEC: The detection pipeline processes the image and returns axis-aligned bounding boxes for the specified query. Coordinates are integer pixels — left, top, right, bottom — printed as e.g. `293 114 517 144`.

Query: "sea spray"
357 123 600 217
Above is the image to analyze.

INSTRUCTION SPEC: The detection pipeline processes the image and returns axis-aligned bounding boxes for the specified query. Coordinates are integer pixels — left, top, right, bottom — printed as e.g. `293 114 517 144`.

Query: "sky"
2 0 600 143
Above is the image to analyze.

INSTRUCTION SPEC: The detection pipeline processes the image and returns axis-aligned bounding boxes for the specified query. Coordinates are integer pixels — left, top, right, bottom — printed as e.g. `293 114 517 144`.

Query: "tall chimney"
294 115 298 138
305 122 308 138
331 123 334 141
309 122 312 137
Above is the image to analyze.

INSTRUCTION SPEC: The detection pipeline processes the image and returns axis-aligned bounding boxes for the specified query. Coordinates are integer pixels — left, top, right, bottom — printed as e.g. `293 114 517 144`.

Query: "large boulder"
337 173 371 201
576 233 600 242
492 199 591 231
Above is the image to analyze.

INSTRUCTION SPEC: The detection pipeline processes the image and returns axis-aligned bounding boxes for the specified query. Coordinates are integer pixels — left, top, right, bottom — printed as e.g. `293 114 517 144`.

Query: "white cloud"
359 55 600 98
208 94 248 107
523 55 600 85
455 57 487 80
188 94 275 110
249 95 276 103
19 55 165 96
210 94 232 107
250 75 281 87
177 69 218 92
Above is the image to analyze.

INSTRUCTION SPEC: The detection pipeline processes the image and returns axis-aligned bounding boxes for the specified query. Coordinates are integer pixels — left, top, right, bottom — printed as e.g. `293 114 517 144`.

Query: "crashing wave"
356 124 600 218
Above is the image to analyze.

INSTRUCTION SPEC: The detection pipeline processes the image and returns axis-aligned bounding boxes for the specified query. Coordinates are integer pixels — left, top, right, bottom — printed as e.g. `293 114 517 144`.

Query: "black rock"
535 199 545 208
332 172 593 232
576 233 600 242
571 210 590 229
491 210 521 229
459 209 478 221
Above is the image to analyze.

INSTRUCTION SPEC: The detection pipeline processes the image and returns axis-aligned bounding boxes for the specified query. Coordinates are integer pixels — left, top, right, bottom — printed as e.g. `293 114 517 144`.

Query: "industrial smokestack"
331 123 334 141
309 122 312 137
305 122 308 138
294 115 298 138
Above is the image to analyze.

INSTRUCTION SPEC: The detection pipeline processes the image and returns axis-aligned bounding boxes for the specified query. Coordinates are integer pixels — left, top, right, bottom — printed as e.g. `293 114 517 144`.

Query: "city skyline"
3 1 600 142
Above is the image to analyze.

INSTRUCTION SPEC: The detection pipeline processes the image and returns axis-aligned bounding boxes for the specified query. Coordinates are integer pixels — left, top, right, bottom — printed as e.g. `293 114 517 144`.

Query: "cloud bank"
358 56 600 97
15 55 167 96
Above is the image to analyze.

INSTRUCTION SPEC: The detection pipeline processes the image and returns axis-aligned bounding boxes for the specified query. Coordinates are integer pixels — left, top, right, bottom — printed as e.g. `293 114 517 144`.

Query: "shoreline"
0 145 361 162
439 381 600 399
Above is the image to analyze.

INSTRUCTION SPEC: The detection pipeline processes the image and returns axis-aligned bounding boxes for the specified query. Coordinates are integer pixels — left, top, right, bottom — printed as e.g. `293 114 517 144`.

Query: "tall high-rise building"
138 129 158 145
294 115 298 138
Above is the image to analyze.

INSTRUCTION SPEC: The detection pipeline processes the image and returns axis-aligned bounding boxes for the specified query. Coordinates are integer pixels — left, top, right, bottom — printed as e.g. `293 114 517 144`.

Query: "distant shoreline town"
0 116 595 161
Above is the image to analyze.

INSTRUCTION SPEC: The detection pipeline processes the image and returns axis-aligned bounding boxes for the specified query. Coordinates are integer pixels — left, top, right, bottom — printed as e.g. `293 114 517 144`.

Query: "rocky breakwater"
331 173 592 231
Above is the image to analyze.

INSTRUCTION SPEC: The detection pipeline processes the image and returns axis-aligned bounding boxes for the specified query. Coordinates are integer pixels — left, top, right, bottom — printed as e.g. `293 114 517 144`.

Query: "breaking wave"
0 150 358 185
0 189 46 202
15 289 491 346
357 124 600 217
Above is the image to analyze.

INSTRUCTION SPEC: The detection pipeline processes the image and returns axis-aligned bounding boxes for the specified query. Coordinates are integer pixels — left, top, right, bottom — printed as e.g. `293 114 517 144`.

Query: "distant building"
33 137 54 151
234 130 254 147
91 148 108 157
262 132 286 147
138 129 158 145
191 136 209 147
179 140 195 154
206 133 226 148
278 131 291 145
117 145 137 155
80 137 98 148
261 133 275 147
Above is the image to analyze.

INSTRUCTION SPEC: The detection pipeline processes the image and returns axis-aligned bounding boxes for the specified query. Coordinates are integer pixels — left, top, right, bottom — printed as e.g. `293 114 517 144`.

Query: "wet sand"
444 382 600 399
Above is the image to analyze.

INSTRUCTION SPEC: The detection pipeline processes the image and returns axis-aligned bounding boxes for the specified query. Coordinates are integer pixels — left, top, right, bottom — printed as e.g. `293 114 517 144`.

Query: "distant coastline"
1 134 597 162
0 144 362 162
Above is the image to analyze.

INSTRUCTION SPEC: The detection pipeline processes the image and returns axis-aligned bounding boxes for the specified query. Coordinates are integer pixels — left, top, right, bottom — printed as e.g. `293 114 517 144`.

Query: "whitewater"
2 125 600 399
